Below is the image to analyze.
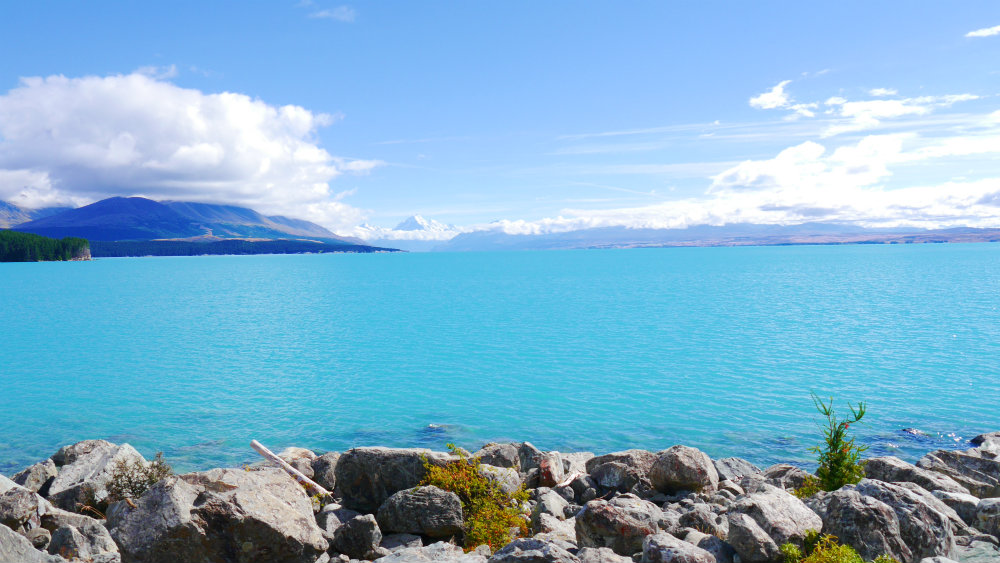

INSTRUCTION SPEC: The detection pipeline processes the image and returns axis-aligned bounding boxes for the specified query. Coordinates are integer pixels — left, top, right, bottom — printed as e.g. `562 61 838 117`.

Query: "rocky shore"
3 433 1000 563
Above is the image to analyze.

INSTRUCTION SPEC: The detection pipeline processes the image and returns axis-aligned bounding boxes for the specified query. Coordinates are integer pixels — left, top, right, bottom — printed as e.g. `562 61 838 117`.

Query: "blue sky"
1 2 999 239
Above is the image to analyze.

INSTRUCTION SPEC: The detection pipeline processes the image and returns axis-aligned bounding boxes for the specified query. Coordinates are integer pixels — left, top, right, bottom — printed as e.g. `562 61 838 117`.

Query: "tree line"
0 230 90 262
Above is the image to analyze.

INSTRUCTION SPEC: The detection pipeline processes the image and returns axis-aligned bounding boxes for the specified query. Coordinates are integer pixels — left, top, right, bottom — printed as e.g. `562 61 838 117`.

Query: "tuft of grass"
809 393 867 492
421 443 529 551
781 531 899 563
106 452 173 504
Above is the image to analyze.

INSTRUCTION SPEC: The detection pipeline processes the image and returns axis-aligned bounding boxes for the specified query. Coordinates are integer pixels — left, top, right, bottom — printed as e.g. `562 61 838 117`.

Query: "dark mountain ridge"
10 197 362 244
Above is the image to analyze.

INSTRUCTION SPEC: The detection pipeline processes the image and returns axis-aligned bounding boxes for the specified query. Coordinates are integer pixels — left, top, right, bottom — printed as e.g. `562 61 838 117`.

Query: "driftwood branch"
250 439 331 497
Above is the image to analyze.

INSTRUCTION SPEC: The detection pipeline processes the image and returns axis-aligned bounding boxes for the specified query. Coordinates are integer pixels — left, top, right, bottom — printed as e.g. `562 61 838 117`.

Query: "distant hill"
89 239 396 258
434 223 1000 251
10 197 364 244
0 201 72 228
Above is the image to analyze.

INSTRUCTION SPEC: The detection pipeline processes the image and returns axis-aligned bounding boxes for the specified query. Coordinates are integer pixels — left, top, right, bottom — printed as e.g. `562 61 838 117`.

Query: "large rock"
332 513 382 560
640 532 715 563
0 486 42 533
0 523 66 563
712 458 761 483
376 485 463 538
866 456 970 495
975 498 1000 536
47 522 119 562
375 541 488 562
970 432 1000 452
575 494 661 556
52 440 115 466
47 441 148 511
335 447 452 513
585 450 657 493
809 489 912 563
917 449 1000 498
107 467 327 563
488 537 581 563
649 446 719 494
728 483 821 549
682 530 738 563
891 481 975 537
480 464 523 496
311 452 340 493
726 512 780 563
932 491 980 527
678 503 728 540
12 459 58 495
851 479 957 561
474 443 521 469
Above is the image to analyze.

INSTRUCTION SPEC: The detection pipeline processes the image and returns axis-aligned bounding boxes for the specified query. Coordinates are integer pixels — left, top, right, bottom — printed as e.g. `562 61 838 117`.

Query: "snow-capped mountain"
354 215 463 251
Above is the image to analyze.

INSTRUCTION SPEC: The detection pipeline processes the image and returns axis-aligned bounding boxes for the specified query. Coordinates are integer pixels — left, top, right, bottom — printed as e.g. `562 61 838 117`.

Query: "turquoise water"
2 244 999 474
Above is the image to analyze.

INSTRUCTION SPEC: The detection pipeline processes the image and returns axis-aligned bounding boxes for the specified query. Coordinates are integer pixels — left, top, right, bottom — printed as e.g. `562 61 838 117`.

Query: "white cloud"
0 73 376 231
966 25 1000 38
823 94 979 136
869 88 898 97
309 6 356 22
749 80 792 110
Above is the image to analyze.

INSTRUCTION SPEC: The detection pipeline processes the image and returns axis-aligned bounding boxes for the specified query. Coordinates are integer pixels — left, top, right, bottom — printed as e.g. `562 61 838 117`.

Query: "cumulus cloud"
822 94 979 136
966 25 1000 38
0 72 378 231
309 6 356 22
869 88 897 97
748 80 818 118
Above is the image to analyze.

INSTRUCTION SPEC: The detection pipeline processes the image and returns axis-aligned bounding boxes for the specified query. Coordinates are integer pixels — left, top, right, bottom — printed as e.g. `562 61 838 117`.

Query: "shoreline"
3 432 999 563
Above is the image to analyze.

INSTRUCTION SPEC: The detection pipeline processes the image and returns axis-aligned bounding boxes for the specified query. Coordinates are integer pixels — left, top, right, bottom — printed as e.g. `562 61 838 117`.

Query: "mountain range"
4 197 363 244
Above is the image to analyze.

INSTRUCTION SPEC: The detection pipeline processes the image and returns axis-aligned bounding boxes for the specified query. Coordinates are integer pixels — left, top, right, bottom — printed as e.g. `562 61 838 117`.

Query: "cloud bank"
0 72 376 230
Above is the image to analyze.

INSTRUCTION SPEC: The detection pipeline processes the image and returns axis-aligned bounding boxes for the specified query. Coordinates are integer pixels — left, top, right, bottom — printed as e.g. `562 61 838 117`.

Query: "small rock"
488 537 581 563
0 487 41 532
761 464 812 491
27 527 51 549
575 494 661 556
640 532 715 563
374 541 488 562
47 522 119 562
379 533 422 552
576 547 632 563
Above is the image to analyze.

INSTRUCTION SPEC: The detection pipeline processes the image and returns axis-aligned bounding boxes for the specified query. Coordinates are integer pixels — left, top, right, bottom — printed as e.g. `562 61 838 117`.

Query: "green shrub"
106 452 173 503
809 392 867 491
421 443 529 551
781 532 899 563
794 475 822 499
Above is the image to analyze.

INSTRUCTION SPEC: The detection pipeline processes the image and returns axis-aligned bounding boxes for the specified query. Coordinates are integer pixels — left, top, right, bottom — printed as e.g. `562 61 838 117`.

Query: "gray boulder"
0 523 67 563
726 512 779 563
891 481 975 536
534 513 578 543
640 532 715 563
47 442 147 511
649 446 719 494
932 491 980 528
970 431 1000 452
475 443 521 469
562 453 595 475
851 479 957 561
866 456 970 495
953 535 1000 563
682 530 737 563
375 541 488 562
975 498 1000 536
576 547 632 563
678 504 728 540
0 486 42 533
575 494 661 556
335 447 452 513
376 485 463 538
480 464 523 496
488 537 581 563
47 522 119 562
317 505 361 539
810 489 912 563
712 458 761 483
51 440 115 466
917 449 1000 498
332 513 382 560
12 459 58 495
585 450 657 493
311 452 340 492
761 464 812 491
107 467 327 563
728 483 821 549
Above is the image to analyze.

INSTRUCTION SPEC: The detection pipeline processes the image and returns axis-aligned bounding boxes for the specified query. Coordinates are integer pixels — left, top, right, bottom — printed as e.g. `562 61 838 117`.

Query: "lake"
2 243 999 474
